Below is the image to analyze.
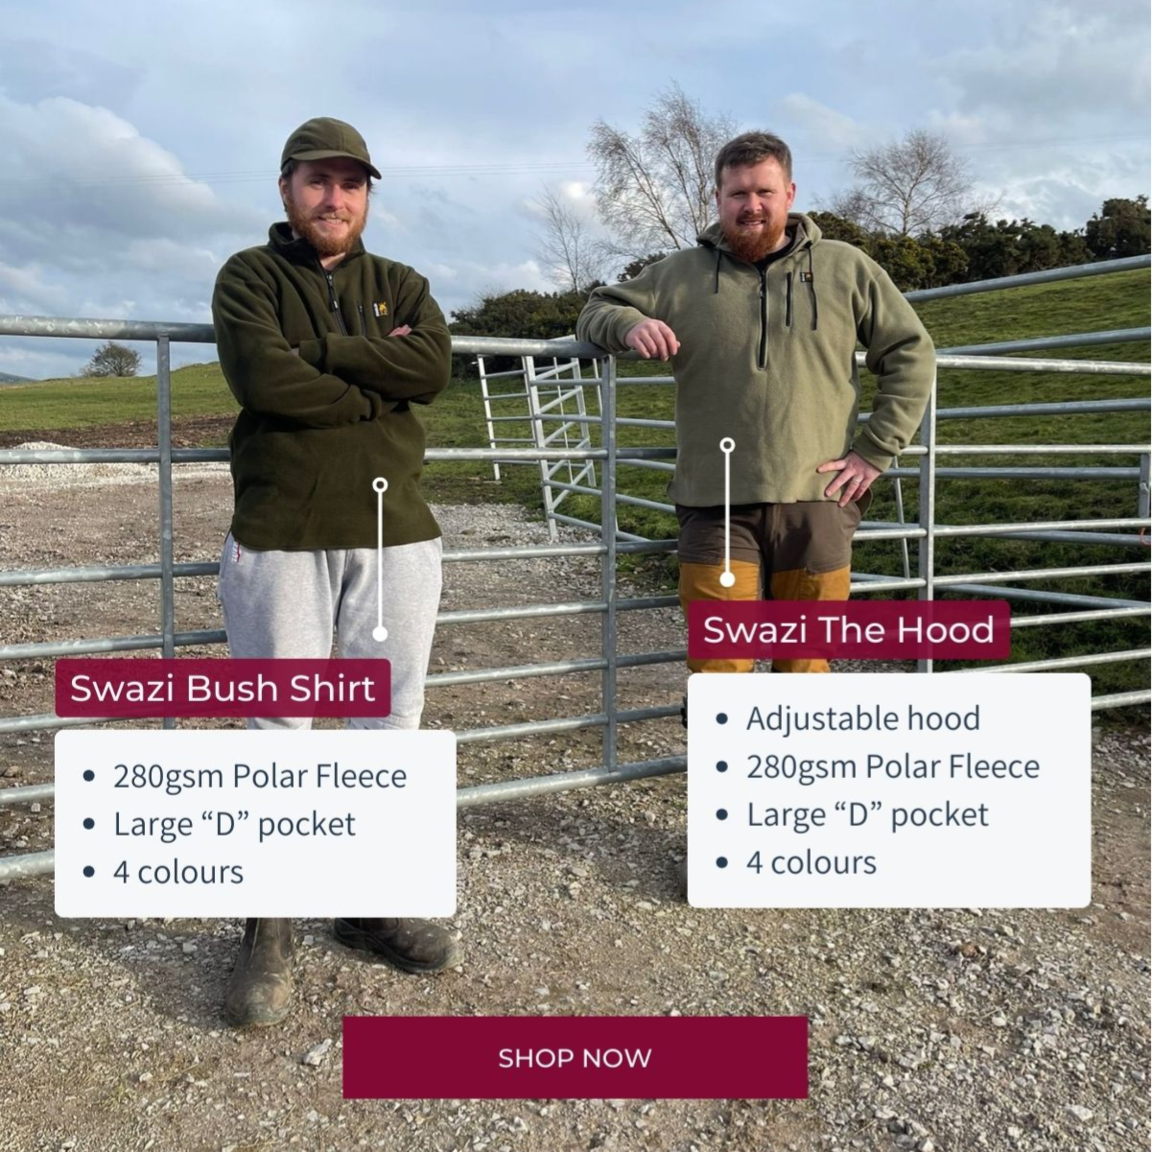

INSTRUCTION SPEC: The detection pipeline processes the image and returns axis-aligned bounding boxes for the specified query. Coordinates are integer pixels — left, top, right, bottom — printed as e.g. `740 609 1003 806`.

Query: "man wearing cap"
211 117 458 1027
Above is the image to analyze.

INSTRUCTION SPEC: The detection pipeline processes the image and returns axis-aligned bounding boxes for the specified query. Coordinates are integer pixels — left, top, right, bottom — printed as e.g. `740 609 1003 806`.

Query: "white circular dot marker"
719 437 735 454
372 625 388 642
372 477 389 494
719 571 736 588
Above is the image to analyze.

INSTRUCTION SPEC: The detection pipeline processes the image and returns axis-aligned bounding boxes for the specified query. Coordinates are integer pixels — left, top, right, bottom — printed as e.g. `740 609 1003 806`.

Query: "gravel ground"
0 449 1148 1152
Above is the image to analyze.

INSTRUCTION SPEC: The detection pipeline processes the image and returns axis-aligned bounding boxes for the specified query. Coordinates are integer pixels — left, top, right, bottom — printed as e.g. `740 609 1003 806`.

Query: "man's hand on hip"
625 319 680 360
817 450 881 508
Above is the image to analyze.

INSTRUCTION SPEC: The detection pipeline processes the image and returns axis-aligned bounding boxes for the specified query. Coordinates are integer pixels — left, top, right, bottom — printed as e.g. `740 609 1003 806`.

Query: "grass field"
2 267 1149 701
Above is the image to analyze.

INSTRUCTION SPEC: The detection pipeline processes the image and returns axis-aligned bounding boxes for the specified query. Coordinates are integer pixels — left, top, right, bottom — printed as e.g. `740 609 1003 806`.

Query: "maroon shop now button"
343 1016 808 1099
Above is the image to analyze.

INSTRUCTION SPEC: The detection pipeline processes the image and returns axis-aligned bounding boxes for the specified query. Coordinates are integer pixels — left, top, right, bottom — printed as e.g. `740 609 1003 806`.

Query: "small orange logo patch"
372 302 388 317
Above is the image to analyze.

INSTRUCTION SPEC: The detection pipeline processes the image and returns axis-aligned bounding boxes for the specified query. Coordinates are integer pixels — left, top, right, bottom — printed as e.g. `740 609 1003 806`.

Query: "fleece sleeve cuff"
851 431 896 474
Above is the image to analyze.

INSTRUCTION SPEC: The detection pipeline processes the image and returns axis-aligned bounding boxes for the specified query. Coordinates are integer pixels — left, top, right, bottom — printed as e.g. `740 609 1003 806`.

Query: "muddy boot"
334 917 463 974
225 918 294 1027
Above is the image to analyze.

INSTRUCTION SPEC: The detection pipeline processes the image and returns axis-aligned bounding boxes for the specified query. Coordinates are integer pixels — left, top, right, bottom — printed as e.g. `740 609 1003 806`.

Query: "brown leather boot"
225 918 294 1027
333 917 462 973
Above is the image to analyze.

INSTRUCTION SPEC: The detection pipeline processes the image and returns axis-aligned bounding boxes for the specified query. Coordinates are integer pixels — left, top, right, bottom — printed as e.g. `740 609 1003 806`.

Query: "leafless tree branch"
831 129 993 235
588 84 735 256
531 185 605 293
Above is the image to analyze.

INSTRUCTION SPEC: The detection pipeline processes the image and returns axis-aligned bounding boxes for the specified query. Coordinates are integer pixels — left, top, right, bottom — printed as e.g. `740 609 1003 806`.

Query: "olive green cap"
280 117 381 180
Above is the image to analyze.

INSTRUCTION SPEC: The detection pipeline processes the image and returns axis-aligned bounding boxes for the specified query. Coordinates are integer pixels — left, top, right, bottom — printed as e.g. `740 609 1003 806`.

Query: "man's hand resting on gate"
625 318 680 360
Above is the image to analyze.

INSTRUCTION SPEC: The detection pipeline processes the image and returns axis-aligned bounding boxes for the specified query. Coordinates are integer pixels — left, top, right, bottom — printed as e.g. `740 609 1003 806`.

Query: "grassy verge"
0 363 234 430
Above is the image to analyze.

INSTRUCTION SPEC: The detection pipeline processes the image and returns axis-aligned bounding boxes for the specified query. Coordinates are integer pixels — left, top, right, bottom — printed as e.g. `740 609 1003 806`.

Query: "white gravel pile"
0 442 228 489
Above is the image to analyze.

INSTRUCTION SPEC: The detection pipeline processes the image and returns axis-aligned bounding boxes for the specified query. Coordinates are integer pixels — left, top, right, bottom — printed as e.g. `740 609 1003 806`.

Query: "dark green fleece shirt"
211 224 451 549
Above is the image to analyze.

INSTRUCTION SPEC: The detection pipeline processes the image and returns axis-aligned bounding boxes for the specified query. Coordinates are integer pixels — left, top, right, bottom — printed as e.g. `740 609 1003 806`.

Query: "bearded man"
211 117 459 1027
577 130 934 882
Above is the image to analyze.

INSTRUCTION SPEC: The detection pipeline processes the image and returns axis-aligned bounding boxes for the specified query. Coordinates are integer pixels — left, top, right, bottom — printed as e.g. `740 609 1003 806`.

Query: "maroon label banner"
343 1015 808 1100
688 600 1011 661
55 658 391 718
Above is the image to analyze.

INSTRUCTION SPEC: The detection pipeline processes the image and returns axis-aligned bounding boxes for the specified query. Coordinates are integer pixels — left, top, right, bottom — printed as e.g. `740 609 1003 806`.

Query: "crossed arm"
212 261 451 428
293 273 451 406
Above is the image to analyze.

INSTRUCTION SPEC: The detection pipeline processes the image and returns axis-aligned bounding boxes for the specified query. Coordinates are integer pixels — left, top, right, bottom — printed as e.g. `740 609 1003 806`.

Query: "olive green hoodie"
576 214 934 506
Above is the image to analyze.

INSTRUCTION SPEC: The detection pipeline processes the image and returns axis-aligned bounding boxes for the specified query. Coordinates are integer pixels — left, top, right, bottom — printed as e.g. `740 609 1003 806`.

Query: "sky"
0 0 1147 379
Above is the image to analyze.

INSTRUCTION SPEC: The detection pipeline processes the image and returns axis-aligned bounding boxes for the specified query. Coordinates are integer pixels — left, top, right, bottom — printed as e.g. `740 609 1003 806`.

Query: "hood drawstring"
710 238 815 327
807 246 819 331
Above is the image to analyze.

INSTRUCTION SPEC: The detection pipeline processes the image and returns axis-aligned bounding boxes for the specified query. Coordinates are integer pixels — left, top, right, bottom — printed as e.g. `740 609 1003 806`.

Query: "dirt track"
0 437 1148 1152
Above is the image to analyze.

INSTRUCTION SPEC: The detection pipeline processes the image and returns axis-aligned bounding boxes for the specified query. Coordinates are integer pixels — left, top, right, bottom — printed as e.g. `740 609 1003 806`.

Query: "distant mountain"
0 371 34 384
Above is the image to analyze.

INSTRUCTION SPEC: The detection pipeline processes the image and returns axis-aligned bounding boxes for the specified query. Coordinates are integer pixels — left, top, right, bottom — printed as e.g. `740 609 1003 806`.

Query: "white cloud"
436 259 553 318
776 94 864 154
0 0 1147 375
938 2 1149 129
0 263 68 312
1 96 253 239
371 204 402 229
0 95 263 372
0 340 97 382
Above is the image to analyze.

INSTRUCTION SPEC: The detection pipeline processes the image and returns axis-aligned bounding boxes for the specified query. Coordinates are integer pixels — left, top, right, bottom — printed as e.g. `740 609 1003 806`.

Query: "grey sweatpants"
216 533 442 730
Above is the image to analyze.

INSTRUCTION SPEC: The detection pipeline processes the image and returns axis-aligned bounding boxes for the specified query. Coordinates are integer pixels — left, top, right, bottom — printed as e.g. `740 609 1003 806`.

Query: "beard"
722 215 787 264
283 192 368 258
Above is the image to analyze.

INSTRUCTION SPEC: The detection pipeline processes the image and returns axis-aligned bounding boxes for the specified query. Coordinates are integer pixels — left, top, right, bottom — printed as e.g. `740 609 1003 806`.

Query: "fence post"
477 355 501 482
156 335 176 730
600 353 618 771
525 356 560 543
1139 452 1150 519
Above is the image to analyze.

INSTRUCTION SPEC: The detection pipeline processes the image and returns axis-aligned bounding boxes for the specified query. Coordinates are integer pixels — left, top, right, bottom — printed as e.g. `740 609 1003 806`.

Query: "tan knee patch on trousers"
767 565 851 673
679 559 759 673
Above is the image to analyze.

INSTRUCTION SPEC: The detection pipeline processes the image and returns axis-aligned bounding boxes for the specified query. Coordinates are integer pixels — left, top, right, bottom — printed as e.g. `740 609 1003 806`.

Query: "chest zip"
757 267 768 369
322 267 349 336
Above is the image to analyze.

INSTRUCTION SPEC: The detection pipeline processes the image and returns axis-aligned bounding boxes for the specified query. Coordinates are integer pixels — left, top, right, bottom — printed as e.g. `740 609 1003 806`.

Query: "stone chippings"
0 462 1148 1152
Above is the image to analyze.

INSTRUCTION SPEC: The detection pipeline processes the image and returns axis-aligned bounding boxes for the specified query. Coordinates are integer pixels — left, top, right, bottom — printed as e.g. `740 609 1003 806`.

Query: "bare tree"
531 185 604 293
832 129 993 236
588 84 736 256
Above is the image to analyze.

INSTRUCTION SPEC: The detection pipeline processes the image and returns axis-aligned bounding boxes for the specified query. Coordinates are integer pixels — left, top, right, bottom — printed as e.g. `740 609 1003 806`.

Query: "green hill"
0 361 232 432
1 268 1146 449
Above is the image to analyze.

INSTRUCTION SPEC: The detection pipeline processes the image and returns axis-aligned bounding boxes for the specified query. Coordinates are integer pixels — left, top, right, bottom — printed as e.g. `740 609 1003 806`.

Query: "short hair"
279 158 374 193
714 132 793 189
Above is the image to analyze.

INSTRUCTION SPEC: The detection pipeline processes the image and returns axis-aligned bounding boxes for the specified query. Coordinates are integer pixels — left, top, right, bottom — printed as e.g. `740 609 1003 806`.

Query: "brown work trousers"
676 497 869 674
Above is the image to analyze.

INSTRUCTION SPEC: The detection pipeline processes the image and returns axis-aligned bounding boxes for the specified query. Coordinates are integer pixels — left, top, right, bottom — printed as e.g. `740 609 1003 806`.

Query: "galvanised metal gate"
1 254 1150 881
